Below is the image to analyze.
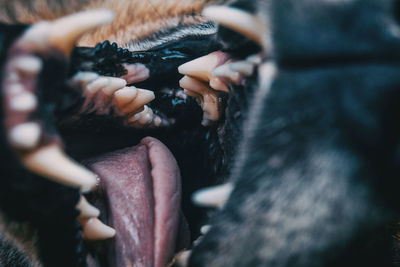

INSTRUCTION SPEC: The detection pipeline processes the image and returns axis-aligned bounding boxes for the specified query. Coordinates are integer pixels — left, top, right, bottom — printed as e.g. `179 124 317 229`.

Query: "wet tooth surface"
77 196 100 219
82 217 116 241
9 122 41 149
22 144 97 192
202 6 266 45
192 183 234 209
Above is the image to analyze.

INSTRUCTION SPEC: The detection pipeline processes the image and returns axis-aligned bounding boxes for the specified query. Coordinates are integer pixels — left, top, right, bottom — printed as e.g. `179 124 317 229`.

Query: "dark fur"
190 0 400 266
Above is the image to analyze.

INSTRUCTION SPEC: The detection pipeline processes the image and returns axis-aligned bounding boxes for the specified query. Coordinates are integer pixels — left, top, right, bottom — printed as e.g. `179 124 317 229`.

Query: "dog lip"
86 136 182 267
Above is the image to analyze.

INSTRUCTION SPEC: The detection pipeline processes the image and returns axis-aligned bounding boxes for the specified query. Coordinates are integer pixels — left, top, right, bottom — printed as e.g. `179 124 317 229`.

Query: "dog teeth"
212 64 241 84
114 87 138 107
174 250 192 267
77 196 100 219
178 51 230 83
85 77 110 95
72 72 99 85
100 77 127 96
8 122 41 149
229 61 255 77
179 76 219 125
120 89 155 114
49 9 114 55
202 6 265 45
192 183 233 209
127 105 155 126
22 144 97 192
82 217 116 241
13 56 42 76
9 92 37 111
200 225 211 235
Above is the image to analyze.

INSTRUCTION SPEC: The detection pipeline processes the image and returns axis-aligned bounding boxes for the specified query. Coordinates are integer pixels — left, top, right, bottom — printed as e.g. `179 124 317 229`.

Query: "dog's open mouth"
0 7 264 267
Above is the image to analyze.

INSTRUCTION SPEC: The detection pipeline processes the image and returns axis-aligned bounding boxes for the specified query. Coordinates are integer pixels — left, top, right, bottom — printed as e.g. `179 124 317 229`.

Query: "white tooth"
153 116 162 127
114 87 138 108
246 54 262 65
121 89 155 114
192 183 233 209
82 217 116 241
229 61 255 77
9 122 41 149
175 250 191 267
49 9 114 55
9 92 37 111
178 51 229 82
209 77 229 92
13 56 42 76
200 225 211 235
213 64 241 84
22 144 97 192
85 77 110 95
101 77 127 96
77 196 100 219
138 106 154 125
180 76 220 123
72 72 99 85
202 6 265 45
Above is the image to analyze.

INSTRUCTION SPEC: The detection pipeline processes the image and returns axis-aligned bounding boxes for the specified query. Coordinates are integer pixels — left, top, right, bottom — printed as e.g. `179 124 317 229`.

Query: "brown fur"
0 0 215 47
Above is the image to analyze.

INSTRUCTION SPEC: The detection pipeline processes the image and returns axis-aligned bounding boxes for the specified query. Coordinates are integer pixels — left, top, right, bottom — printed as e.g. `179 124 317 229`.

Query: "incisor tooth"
72 72 99 85
77 196 100 219
192 183 233 209
178 51 229 82
22 144 97 192
13 56 42 76
200 225 211 235
138 106 154 125
202 6 265 45
49 9 114 55
179 76 220 123
82 217 116 241
9 92 37 111
122 89 155 114
101 77 127 96
114 87 138 108
85 77 110 95
9 122 41 149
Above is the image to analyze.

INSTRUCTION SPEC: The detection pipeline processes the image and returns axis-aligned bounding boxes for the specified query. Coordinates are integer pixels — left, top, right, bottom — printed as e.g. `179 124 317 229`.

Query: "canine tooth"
6 84 24 95
200 225 211 235
77 196 100 219
49 9 114 55
9 92 37 111
9 122 41 149
101 77 127 96
229 61 255 77
122 89 155 114
192 183 233 209
178 51 229 82
114 87 138 107
213 64 241 84
22 144 97 192
13 56 42 76
82 217 115 241
202 6 265 45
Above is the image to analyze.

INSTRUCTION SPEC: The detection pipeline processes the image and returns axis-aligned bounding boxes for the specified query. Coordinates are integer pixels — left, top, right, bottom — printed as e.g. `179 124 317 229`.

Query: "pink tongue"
88 137 182 267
